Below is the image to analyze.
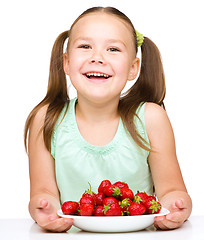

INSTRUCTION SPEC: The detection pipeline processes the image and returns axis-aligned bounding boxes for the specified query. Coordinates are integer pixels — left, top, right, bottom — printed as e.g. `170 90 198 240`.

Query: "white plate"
57 207 169 232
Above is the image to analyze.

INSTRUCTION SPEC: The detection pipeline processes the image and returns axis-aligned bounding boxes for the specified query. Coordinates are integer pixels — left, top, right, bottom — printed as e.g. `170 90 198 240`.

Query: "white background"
0 0 203 218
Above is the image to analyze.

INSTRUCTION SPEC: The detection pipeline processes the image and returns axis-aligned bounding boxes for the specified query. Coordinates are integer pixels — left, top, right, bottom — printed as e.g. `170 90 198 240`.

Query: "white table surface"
0 216 203 240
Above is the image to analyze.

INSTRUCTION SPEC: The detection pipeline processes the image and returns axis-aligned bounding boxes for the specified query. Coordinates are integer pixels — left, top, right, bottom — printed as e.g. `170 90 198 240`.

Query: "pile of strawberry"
61 180 161 216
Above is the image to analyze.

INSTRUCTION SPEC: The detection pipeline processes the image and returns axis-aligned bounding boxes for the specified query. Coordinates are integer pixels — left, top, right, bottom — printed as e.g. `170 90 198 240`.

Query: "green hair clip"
136 30 144 47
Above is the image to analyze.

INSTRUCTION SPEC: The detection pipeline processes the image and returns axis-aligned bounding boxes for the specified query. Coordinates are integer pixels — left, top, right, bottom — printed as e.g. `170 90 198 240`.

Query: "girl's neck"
75 95 120 124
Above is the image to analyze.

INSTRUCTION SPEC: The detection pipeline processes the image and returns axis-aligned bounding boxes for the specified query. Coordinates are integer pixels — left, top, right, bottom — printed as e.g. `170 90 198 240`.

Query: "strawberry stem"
88 182 92 192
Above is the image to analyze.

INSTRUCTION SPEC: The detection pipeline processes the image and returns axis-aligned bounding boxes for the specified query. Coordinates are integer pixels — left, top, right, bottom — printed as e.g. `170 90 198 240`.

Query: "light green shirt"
51 98 153 204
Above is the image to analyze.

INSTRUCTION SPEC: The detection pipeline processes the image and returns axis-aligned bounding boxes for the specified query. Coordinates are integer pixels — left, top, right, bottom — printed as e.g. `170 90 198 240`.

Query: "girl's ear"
63 53 70 75
127 57 140 81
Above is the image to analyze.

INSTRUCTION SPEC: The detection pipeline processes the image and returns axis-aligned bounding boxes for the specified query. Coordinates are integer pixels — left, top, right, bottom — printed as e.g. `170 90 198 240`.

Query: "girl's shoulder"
144 102 167 121
31 104 49 130
144 102 173 141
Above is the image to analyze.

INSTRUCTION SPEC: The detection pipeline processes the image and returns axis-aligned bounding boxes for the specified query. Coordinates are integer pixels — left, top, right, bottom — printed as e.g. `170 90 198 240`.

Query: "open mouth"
84 72 111 80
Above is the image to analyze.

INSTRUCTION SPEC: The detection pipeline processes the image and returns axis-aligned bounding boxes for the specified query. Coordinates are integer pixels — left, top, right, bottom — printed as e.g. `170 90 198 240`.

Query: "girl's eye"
108 47 120 52
79 45 91 49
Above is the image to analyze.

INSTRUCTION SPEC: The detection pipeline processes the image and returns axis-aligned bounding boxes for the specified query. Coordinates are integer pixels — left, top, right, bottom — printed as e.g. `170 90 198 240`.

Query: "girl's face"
64 13 139 104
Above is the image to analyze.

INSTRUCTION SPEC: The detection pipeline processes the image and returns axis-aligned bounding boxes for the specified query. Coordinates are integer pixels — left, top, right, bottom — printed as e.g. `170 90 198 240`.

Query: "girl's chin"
78 91 114 104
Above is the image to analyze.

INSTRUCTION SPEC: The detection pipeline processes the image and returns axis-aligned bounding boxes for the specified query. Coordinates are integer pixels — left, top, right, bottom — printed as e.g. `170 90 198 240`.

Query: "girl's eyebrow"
74 37 127 47
73 37 92 43
106 39 127 48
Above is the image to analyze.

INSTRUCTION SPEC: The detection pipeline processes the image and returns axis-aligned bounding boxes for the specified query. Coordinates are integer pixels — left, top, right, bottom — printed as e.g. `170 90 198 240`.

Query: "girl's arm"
145 103 192 230
28 105 73 232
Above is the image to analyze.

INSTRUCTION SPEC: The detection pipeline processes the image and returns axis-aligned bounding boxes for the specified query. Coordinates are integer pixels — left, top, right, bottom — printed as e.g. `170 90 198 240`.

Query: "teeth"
86 72 110 78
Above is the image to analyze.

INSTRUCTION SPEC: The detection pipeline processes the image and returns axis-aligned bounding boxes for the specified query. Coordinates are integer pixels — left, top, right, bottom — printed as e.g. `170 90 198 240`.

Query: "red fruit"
143 199 161 214
79 203 94 216
128 202 146 216
134 191 149 203
119 198 133 214
95 192 105 206
103 197 119 206
82 182 96 201
80 197 95 206
146 195 157 202
148 195 157 201
113 181 129 189
103 184 121 198
103 203 122 216
93 206 104 216
120 188 134 200
82 192 96 200
98 180 111 193
61 201 79 215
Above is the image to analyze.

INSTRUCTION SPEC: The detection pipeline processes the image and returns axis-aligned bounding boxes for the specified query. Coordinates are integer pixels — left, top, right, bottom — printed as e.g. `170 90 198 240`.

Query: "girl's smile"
82 71 112 84
64 13 139 104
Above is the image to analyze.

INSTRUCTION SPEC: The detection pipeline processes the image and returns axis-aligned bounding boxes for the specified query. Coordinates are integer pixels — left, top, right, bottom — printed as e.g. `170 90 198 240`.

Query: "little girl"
25 6 192 232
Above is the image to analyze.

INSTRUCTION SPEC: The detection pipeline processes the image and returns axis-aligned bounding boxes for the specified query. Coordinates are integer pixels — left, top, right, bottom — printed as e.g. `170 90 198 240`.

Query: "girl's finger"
36 206 58 227
163 219 183 229
171 198 185 211
166 211 186 223
43 218 73 232
53 218 73 232
155 214 184 230
175 199 185 209
48 214 58 221
37 199 48 209
154 219 168 230
154 216 165 222
36 213 55 227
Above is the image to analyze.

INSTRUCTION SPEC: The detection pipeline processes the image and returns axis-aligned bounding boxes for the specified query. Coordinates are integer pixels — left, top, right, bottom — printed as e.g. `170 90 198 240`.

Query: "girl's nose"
90 59 104 64
89 51 105 64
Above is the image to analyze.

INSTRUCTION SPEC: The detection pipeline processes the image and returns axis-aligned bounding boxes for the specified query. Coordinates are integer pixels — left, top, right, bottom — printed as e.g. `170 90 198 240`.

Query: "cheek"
113 58 131 77
68 54 84 73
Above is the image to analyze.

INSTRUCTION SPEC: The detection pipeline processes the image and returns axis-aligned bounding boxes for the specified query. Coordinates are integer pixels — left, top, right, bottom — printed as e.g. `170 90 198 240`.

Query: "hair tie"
136 30 144 47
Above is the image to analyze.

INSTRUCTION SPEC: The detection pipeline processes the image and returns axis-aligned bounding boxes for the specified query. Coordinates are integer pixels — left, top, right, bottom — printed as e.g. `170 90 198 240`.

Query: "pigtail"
119 37 166 151
138 37 166 106
24 31 70 152
46 30 69 102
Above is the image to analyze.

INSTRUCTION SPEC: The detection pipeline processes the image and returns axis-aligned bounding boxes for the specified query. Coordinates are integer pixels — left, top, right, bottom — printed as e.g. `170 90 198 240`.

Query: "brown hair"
24 6 165 153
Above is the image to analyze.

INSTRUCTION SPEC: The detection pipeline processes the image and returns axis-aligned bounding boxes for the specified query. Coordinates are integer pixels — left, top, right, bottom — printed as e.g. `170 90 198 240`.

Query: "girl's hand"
35 198 73 232
154 198 188 230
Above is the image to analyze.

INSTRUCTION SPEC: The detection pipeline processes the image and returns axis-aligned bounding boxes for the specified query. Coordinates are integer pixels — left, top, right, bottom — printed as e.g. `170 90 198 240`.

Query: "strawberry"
145 195 157 202
120 187 134 200
128 202 146 216
80 196 95 206
103 184 121 198
113 181 129 189
98 180 111 193
119 198 133 214
93 206 104 216
103 197 119 206
95 192 105 206
61 201 79 215
134 191 149 203
79 203 94 216
103 203 122 216
82 182 96 201
82 192 96 201
143 199 161 214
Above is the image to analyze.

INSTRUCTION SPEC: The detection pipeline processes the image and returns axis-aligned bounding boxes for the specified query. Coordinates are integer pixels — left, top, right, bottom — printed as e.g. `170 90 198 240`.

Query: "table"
0 216 203 240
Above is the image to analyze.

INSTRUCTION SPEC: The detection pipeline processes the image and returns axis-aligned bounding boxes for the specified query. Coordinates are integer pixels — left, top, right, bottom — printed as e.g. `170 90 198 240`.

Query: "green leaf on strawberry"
143 199 161 214
103 184 121 198
103 203 122 216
